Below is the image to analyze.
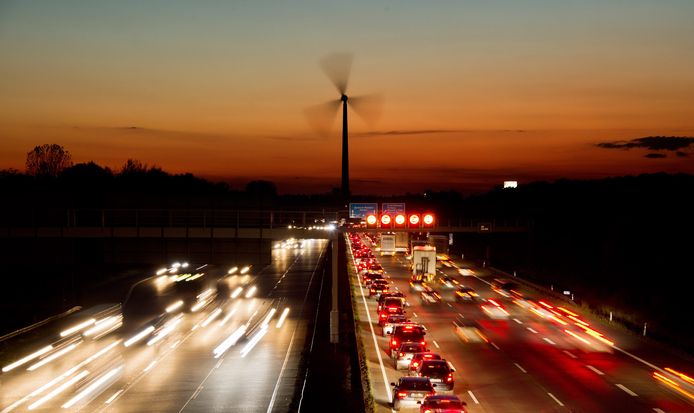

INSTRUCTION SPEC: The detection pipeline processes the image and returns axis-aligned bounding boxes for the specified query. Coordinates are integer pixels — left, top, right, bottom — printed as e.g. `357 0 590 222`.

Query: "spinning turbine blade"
320 53 353 95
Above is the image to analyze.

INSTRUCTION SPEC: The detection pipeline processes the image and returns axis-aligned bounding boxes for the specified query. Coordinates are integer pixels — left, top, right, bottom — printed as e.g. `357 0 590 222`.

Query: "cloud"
354 129 527 137
645 153 667 159
596 136 694 152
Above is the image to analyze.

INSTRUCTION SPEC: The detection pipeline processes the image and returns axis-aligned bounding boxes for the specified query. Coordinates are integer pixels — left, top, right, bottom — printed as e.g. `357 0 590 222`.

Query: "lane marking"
413 312 418 318
586 365 604 376
543 337 556 345
548 392 564 406
653 409 666 413
214 359 223 369
563 350 577 359
191 386 203 400
297 252 329 412
513 318 523 324
616 384 638 397
490 342 500 350
354 250 394 404
458 313 465 318
432 340 440 349
267 248 326 413
527 327 538 334
514 363 527 373
467 390 480 404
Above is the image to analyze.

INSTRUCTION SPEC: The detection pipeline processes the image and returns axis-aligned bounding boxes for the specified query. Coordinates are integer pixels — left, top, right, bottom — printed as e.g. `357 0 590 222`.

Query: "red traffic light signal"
366 214 378 229
380 214 392 229
408 214 420 228
422 213 435 227
394 213 406 227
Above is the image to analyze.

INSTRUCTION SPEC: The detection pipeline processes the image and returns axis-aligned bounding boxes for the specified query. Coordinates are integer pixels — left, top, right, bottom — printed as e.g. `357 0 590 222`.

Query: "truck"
427 235 450 262
395 232 409 253
411 245 436 282
380 234 396 256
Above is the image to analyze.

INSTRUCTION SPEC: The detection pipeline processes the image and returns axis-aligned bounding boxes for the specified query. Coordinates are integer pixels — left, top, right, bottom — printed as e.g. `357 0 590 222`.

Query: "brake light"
370 289 375 292
399 352 404 357
424 410 432 413
397 391 407 399
424 354 434 358
421 341 426 345
412 361 419 368
391 340 398 346
446 374 453 382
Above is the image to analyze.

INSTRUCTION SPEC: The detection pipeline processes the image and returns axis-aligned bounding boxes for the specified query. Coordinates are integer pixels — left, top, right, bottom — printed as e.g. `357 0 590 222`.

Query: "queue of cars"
349 232 467 412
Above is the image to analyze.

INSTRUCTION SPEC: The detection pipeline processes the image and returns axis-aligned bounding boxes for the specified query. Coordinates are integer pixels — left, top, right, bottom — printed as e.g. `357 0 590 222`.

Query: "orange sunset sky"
1 1 693 194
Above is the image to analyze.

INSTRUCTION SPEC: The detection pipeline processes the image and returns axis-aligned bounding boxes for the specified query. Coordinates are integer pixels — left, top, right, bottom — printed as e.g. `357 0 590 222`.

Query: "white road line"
613 345 663 372
586 365 604 375
467 390 480 404
616 384 638 396
653 408 666 413
548 392 564 406
514 363 527 373
543 337 556 345
513 318 523 324
432 340 440 349
267 248 326 413
214 359 223 369
563 350 577 359
458 313 465 318
356 257 394 404
413 312 418 318
191 386 203 400
527 327 538 334
490 342 500 350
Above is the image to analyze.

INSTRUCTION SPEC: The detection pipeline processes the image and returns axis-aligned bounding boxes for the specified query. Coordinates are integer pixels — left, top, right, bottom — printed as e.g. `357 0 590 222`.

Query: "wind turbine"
308 53 381 198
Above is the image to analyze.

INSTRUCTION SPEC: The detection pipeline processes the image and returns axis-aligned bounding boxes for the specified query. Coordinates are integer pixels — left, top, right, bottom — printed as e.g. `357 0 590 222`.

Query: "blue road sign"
381 203 406 215
349 203 378 219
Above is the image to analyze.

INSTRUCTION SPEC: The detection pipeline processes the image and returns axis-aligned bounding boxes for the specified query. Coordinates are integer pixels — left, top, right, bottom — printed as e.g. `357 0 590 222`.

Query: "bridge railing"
1 208 344 230
1 208 530 231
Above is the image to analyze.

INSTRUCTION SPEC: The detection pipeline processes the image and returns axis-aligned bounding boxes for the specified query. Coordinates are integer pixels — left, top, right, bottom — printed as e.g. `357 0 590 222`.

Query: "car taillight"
380 313 387 319
423 410 432 413
412 362 419 368
391 340 397 346
370 289 375 292
397 391 407 399
399 352 404 357
446 374 453 382
421 341 426 345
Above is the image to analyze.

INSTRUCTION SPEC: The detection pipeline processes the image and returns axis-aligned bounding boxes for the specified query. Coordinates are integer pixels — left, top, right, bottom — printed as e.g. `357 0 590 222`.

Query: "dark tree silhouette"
25 144 73 177
119 159 150 175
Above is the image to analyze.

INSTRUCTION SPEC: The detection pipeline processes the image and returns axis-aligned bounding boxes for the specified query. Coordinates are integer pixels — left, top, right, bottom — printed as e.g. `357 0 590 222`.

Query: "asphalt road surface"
0 239 327 413
350 233 694 413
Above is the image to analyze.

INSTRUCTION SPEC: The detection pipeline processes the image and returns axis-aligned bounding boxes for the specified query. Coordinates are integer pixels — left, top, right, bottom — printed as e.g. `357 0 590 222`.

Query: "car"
454 286 479 302
408 352 442 374
418 394 467 413
390 324 427 357
437 275 457 289
414 359 455 391
382 314 409 336
409 279 427 292
395 342 428 369
453 319 487 343
378 293 406 312
378 305 406 326
491 278 519 298
420 288 442 305
369 279 390 298
391 377 436 411
480 298 510 319
362 271 384 287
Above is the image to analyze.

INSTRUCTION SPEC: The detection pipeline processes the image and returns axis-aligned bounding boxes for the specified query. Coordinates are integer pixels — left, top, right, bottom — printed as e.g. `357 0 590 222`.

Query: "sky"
1 0 694 194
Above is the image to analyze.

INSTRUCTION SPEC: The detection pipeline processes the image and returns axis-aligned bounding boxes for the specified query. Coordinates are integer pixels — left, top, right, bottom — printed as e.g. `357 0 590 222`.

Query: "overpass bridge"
1 208 530 240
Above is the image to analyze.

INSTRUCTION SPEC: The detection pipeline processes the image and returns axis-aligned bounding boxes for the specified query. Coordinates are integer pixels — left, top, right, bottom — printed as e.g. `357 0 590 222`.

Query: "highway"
0 239 327 413
350 233 694 412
